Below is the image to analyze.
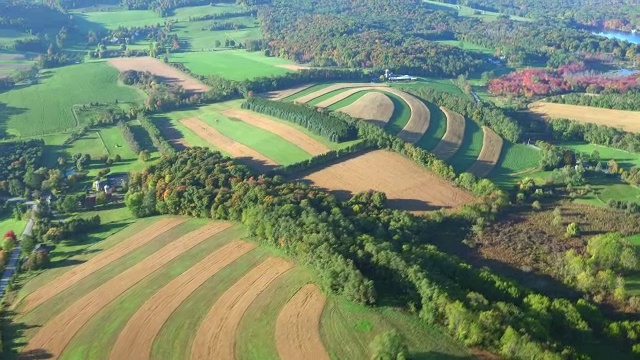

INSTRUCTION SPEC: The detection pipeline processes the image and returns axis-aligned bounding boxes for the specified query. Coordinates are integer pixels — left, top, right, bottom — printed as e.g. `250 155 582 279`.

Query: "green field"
436 40 494 55
489 142 541 186
169 50 294 80
416 102 447 151
6 218 471 359
393 79 466 97
0 217 26 240
283 83 333 101
0 62 142 137
0 29 37 48
448 119 484 173
563 142 640 169
423 0 533 22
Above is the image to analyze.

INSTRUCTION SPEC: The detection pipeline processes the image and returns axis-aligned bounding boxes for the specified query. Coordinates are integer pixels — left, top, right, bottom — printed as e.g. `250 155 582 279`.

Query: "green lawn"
573 174 640 207
489 142 541 187
562 142 640 169
416 102 447 151
169 50 293 80
448 119 484 173
0 217 26 239
60 224 243 360
393 79 465 97
0 62 142 137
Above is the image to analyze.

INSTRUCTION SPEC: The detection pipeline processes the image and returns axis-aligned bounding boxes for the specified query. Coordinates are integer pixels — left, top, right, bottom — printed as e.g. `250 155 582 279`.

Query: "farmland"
108 57 210 93
6 217 470 359
529 101 640 133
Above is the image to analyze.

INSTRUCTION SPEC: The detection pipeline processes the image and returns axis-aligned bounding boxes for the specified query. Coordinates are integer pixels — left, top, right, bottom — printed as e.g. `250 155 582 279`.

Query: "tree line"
125 146 640 359
550 118 640 154
547 91 640 111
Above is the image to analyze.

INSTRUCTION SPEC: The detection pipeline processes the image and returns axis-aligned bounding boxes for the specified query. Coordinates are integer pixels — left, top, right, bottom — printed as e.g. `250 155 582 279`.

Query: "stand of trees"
0 141 44 197
126 147 640 359
550 118 640 154
137 114 175 156
117 121 142 154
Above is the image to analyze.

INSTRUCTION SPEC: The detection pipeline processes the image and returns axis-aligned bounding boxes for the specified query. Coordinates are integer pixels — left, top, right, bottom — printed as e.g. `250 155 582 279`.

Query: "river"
593 30 640 44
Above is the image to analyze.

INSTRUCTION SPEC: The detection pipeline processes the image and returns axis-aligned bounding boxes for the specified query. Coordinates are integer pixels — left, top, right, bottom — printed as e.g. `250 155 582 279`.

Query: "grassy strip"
415 101 447 151
382 92 411 135
59 224 244 360
447 119 484 173
283 84 332 101
489 142 541 186
327 91 370 111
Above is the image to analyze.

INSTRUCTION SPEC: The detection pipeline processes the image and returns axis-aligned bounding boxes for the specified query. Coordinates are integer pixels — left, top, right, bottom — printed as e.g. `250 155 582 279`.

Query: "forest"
125 147 640 359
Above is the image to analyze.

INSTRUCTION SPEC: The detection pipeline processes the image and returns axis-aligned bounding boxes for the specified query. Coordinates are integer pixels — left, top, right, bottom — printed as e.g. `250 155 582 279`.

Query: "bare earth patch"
265 84 315 100
109 241 256 360
338 92 394 127
190 257 293 360
108 57 210 93
432 107 465 160
275 64 312 71
529 101 640 133
296 150 475 213
276 284 330 360
18 218 185 313
181 117 278 173
222 109 330 155
20 223 232 359
468 127 503 178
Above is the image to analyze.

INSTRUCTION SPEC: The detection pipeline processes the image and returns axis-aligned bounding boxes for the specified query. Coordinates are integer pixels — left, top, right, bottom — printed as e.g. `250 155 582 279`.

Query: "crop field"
529 102 640 134
7 217 470 359
266 84 315 101
0 51 35 77
415 101 447 151
488 142 541 186
108 57 210 93
392 79 466 97
431 107 465 160
0 62 142 137
337 92 394 127
447 118 484 173
169 50 295 81
467 126 504 178
295 150 476 212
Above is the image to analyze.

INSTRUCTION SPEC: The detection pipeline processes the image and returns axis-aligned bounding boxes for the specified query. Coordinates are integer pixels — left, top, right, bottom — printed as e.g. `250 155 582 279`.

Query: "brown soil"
20 223 232 359
275 64 312 71
432 107 465 160
18 218 185 313
338 92 394 127
294 83 385 104
468 127 503 178
108 57 210 93
275 284 330 360
265 84 315 100
529 102 640 133
314 87 387 108
296 150 475 213
109 241 256 360
190 257 293 360
180 117 278 173
222 109 330 155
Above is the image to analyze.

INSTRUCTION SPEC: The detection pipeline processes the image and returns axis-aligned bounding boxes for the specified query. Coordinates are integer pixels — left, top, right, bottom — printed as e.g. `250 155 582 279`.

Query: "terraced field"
9 217 471 359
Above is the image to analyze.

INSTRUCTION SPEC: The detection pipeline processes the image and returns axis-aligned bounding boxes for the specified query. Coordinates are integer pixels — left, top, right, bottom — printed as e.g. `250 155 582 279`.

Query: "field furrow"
432 107 465 160
221 109 330 155
276 284 330 360
18 218 186 313
181 117 278 172
294 83 383 104
190 257 293 360
338 92 394 127
108 57 210 93
266 84 315 100
109 241 256 360
468 127 504 178
20 223 232 359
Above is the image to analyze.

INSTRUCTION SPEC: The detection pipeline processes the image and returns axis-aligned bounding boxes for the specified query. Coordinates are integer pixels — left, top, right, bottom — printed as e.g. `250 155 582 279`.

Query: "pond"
593 30 640 44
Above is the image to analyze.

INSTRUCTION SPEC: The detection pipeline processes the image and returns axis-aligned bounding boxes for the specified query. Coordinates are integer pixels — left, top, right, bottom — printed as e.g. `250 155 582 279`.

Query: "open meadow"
5 217 471 360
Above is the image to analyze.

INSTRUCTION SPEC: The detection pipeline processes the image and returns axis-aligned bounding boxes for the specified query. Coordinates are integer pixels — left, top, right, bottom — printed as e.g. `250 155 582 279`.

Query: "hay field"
338 92 395 126
108 57 210 93
431 107 465 160
468 126 504 178
296 150 475 212
9 217 470 359
529 101 640 133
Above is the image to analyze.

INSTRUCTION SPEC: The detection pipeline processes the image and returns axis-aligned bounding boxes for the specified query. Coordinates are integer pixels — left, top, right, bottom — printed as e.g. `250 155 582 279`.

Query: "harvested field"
108 57 210 93
20 223 232 359
17 218 185 313
529 102 640 133
276 284 330 360
294 83 383 104
265 84 315 100
432 107 465 160
468 127 503 178
275 64 311 71
221 109 330 155
109 241 256 360
190 257 293 360
314 87 387 108
296 150 475 212
338 92 394 127
181 117 278 172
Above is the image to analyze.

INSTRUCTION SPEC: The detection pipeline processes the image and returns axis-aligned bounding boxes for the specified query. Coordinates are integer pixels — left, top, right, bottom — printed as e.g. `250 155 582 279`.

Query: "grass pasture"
0 51 35 78
488 142 541 186
416 102 447 151
0 217 26 240
0 62 142 137
447 118 484 173
169 50 294 80
5 218 471 359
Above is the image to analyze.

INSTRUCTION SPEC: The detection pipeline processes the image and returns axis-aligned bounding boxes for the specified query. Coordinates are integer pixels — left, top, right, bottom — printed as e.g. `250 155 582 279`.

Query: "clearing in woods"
180 117 279 173
17 218 186 313
338 92 395 127
109 241 256 360
529 101 640 133
190 257 293 360
468 126 504 178
20 223 232 359
295 150 475 212
221 109 330 155
276 284 330 360
431 107 465 160
108 57 210 93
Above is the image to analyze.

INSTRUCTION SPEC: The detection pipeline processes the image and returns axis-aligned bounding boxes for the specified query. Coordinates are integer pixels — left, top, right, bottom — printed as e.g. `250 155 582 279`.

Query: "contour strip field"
431 107 465 160
467 126 503 178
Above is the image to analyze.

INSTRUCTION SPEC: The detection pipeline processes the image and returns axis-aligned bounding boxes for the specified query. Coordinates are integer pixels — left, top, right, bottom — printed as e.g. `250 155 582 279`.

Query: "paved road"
0 217 34 298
